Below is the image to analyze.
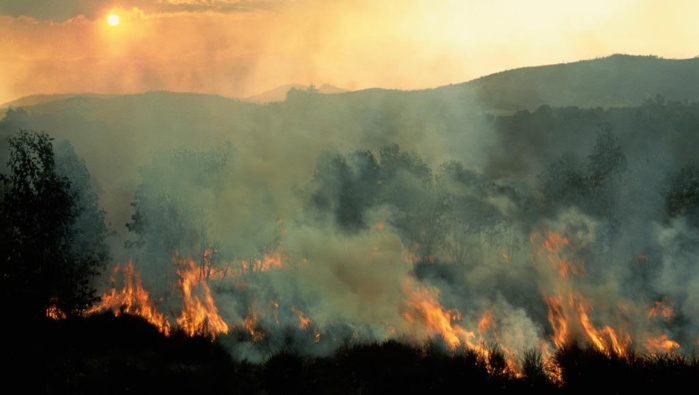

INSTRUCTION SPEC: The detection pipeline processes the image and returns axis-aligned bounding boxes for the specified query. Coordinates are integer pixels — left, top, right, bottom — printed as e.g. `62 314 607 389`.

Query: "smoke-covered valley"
3 55 699 386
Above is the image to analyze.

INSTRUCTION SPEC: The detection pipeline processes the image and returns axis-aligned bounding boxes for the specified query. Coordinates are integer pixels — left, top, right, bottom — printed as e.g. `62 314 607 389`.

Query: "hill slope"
433 54 699 112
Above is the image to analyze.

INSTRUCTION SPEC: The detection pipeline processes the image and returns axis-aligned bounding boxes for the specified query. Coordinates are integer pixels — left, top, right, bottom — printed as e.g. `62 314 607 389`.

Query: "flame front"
175 256 229 338
84 260 171 335
402 279 475 350
402 278 521 376
76 228 691 384
535 229 680 360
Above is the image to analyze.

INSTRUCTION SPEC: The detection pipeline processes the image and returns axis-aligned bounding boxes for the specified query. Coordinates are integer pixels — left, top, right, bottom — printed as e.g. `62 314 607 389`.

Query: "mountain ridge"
4 54 699 113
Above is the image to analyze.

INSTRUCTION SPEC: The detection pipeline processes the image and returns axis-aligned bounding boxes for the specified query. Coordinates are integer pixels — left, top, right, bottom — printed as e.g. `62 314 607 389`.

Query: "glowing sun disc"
107 14 120 26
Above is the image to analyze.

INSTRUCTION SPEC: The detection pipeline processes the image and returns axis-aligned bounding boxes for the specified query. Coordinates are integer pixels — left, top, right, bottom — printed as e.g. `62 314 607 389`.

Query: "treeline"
487 97 699 181
3 122 697 325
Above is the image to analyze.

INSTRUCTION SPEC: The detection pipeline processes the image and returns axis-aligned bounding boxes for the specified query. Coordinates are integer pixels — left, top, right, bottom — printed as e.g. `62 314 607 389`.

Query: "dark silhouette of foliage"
537 125 627 219
18 312 699 394
0 130 107 318
666 163 699 227
305 149 381 232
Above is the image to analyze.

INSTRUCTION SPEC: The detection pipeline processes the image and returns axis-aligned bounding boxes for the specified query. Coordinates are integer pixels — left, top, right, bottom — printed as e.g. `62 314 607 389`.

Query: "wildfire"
545 296 569 350
70 222 690 386
291 305 312 330
476 308 522 377
647 299 675 321
531 230 585 278
242 312 265 342
539 341 564 385
81 248 291 342
401 279 522 376
575 298 630 357
544 292 631 357
535 228 682 359
208 249 288 280
253 250 284 272
46 304 66 320
290 305 321 343
84 260 171 335
402 279 475 350
85 257 233 339
645 334 680 354
478 308 496 339
175 256 229 338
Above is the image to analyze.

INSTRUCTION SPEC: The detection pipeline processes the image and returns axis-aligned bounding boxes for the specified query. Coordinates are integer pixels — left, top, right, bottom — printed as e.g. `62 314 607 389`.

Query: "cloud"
0 0 279 21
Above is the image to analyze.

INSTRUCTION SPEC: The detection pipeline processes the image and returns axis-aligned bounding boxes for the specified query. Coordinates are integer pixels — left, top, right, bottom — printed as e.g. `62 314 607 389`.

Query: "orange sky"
1 0 698 104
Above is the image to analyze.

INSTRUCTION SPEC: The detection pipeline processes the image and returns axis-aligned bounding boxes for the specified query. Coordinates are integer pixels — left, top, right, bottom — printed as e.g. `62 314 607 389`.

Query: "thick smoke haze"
4 69 699 367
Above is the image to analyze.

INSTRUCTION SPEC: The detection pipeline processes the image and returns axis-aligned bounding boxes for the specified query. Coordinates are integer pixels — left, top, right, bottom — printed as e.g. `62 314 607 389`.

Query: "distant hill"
1 93 112 109
7 55 699 112
246 83 348 103
432 54 699 112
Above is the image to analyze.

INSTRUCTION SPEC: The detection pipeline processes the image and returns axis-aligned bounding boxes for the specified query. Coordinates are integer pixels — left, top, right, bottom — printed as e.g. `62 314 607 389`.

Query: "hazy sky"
0 0 698 104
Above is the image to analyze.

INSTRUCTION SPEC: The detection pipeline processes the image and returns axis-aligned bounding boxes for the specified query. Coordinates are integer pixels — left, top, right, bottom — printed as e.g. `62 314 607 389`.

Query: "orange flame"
401 279 522 376
645 334 680 354
242 311 265 342
647 299 675 321
575 298 630 357
208 249 288 280
539 341 564 385
535 229 638 358
46 304 66 320
532 230 585 278
291 305 312 330
290 305 321 342
545 296 569 350
402 279 475 350
175 257 229 338
544 293 631 357
85 260 171 335
478 309 496 339
476 308 522 377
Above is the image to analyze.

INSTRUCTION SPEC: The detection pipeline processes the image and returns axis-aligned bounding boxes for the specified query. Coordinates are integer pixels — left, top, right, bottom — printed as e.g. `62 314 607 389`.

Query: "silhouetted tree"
55 140 111 295
437 161 508 265
378 145 447 260
586 124 627 215
0 130 107 318
305 149 381 232
537 152 587 211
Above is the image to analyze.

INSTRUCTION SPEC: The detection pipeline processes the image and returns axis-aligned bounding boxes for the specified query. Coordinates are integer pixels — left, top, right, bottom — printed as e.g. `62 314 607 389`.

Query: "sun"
107 14 120 26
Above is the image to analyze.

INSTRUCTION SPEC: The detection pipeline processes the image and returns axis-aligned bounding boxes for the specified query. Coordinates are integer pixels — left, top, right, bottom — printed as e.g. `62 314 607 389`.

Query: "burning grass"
35 225 697 393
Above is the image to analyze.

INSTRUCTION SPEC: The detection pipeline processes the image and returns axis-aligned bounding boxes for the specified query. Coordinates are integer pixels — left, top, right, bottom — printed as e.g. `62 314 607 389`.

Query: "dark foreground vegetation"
8 313 697 395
